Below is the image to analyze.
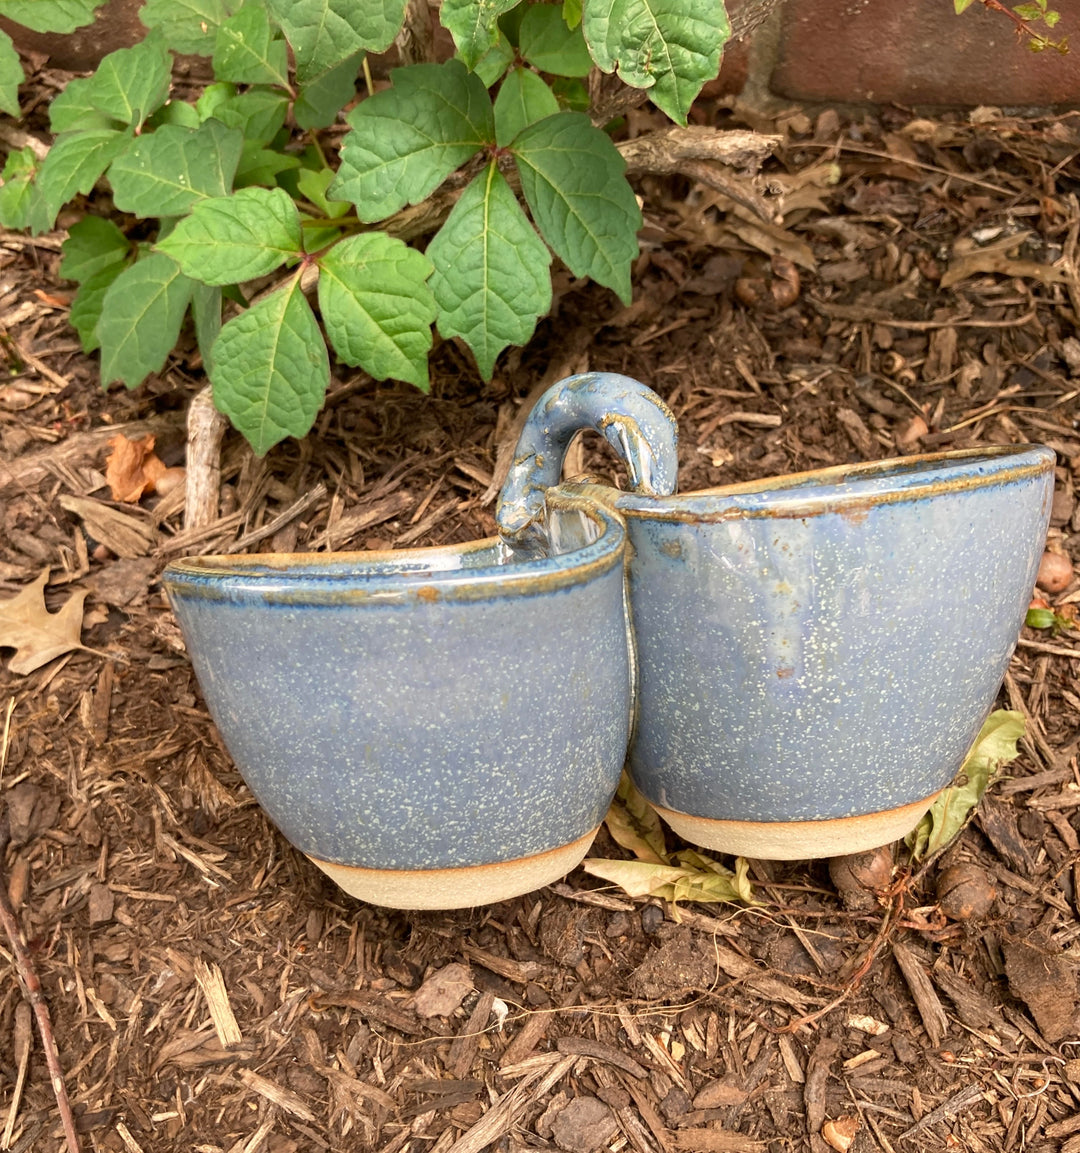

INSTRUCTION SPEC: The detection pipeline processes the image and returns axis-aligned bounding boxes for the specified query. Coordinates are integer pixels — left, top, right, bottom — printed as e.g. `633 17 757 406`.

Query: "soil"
2 82 1080 1153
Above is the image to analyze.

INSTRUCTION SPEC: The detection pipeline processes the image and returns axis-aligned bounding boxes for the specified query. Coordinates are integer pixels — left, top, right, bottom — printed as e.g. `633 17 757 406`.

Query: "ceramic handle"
496 371 679 552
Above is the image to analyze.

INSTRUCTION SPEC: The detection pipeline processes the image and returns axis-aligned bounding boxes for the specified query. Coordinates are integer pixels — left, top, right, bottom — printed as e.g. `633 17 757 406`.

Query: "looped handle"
496 372 679 553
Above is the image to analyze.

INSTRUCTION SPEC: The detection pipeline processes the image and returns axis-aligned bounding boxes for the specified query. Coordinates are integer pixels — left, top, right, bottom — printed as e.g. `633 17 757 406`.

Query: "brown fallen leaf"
105 433 167 502
0 569 90 674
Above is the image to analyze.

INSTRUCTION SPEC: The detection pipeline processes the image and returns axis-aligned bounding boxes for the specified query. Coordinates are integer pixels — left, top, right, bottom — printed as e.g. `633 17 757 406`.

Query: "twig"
185 386 228 532
896 1083 984 1141
775 893 902 1034
0 820 82 1153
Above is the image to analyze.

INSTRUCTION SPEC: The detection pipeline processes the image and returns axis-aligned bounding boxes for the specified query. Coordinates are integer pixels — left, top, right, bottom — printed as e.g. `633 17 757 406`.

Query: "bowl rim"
162 493 627 603
572 443 1056 523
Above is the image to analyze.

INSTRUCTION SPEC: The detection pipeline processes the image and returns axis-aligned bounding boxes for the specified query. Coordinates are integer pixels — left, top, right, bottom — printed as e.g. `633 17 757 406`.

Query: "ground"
2 87 1080 1153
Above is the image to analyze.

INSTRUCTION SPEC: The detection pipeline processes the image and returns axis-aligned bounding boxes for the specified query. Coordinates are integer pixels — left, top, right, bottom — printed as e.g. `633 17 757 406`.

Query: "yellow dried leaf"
603 772 668 864
0 570 89 675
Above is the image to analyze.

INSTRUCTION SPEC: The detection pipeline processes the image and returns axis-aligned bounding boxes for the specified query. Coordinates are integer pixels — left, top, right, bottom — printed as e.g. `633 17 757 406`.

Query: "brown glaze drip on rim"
607 445 1055 524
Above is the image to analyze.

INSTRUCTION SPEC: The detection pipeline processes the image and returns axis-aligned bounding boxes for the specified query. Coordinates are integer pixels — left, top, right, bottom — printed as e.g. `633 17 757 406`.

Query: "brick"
771 0 1080 107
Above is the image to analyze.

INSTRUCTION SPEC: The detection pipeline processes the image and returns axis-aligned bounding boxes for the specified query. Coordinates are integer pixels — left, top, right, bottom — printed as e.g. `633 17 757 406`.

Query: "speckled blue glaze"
498 373 1056 826
163 499 631 872
498 371 679 555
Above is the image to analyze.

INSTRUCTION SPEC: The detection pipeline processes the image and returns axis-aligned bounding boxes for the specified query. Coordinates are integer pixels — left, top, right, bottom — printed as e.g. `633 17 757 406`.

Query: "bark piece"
550 1096 618 1153
412 963 473 1019
892 941 948 1046
1002 933 1080 1043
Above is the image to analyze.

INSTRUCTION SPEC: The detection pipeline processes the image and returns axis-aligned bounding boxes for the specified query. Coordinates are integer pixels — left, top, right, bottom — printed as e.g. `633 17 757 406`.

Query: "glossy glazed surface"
496 372 1055 841
164 500 631 878
569 445 1055 825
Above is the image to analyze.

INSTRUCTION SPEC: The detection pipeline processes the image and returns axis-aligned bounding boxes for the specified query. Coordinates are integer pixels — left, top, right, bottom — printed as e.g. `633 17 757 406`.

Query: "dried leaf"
105 433 168 502
602 772 668 864
906 709 1025 860
0 569 89 674
582 853 756 909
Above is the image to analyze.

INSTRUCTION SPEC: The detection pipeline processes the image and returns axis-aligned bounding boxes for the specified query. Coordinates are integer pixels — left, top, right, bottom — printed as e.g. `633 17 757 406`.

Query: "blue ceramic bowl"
499 374 1056 858
164 496 632 908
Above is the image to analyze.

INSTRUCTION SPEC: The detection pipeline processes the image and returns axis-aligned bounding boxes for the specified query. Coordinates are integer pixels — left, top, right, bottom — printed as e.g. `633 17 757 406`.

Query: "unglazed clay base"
651 793 942 860
307 827 599 909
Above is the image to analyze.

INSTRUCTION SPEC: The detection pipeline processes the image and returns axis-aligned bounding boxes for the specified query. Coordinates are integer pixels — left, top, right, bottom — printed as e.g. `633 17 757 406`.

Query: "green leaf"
139 0 234 55
296 167 351 218
157 186 302 285
318 232 435 390
513 111 640 302
83 35 173 128
146 100 202 130
563 0 583 30
36 128 130 225
520 4 593 75
954 0 977 11
0 29 21 116
602 772 668 864
98 252 195 388
427 162 551 379
209 276 331 455
1013 3 1042 17
293 51 362 130
494 67 559 146
108 120 244 218
1025 607 1058 629
550 74 589 111
234 143 302 187
204 87 289 145
69 262 125 351
49 77 119 133
473 33 514 86
330 60 493 222
196 80 236 121
906 709 1026 861
582 0 729 124
0 0 99 33
213 6 290 88
441 0 521 68
59 215 130 283
265 0 405 81
0 147 50 233
191 282 222 371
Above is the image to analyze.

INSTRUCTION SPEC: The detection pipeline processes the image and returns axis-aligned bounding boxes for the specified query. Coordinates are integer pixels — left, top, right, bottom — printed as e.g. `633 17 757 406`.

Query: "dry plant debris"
0 570 89 675
0 70 1080 1153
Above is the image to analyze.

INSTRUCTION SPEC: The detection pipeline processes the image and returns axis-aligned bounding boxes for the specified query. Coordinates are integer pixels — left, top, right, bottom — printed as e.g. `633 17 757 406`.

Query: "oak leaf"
0 570 89 674
105 433 167 502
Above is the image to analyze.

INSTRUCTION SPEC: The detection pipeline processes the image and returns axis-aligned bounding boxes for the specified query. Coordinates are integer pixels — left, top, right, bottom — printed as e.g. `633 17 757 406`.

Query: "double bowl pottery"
165 372 1055 906
498 374 1055 860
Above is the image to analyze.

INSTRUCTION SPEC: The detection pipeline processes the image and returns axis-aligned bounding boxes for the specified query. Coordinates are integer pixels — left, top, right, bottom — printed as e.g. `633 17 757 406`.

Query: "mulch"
1 82 1080 1153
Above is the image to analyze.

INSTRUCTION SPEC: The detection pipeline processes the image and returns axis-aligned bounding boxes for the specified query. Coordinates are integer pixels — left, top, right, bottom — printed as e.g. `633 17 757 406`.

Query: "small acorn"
1036 549 1073 594
936 862 996 921
829 845 894 910
822 1115 860 1153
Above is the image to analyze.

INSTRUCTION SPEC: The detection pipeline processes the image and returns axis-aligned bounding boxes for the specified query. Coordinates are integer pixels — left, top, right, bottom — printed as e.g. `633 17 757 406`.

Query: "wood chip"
238 1069 317 1122
461 944 543 985
669 1128 766 1152
555 1036 648 1079
445 1054 575 1153
892 942 948 1047
193 958 243 1047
